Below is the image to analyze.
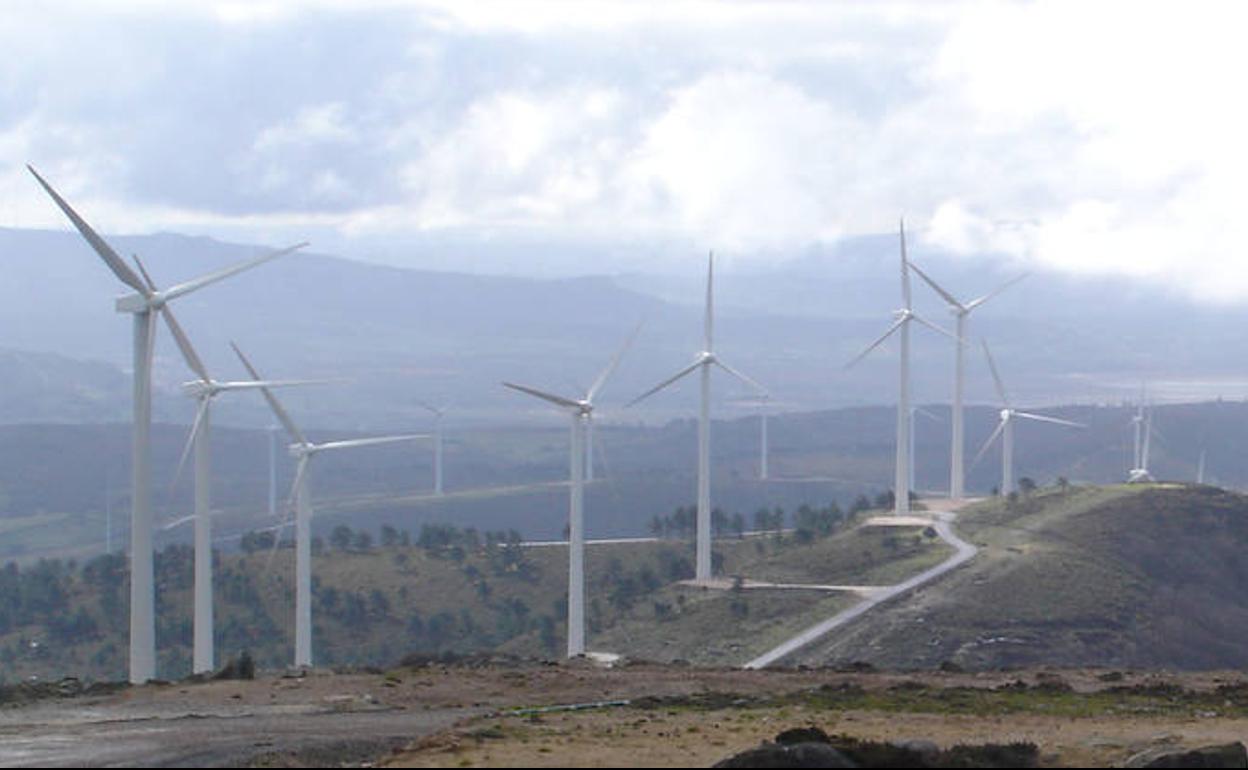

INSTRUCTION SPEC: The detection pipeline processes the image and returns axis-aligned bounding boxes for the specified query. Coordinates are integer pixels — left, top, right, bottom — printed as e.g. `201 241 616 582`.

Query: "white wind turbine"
233 343 425 668
906 259 1027 500
502 326 637 657
1127 402 1157 483
908 405 945 493
28 165 303 684
163 326 323 676
416 402 447 495
628 254 765 581
846 220 955 516
729 394 775 481
973 341 1084 495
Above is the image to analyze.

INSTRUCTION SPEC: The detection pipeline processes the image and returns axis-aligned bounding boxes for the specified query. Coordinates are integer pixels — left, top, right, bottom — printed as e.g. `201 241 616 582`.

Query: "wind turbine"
416 402 446 495
973 341 1084 495
628 254 765 581
163 325 323 676
28 165 303 684
1127 403 1157 483
909 406 945 493
906 258 1026 500
232 343 425 668
502 326 637 657
729 394 775 481
846 220 954 516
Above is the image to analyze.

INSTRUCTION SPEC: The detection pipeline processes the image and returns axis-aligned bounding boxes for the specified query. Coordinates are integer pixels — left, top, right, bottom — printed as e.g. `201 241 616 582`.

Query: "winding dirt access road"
744 498 979 669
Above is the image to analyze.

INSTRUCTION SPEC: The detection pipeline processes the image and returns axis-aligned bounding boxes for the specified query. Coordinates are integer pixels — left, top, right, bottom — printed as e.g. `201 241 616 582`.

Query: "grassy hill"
788 483 1248 670
1 500 955 682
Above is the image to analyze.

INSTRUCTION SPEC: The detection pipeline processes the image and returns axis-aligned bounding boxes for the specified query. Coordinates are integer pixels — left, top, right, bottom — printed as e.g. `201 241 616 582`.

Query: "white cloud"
920 1 1248 302
10 1 1248 301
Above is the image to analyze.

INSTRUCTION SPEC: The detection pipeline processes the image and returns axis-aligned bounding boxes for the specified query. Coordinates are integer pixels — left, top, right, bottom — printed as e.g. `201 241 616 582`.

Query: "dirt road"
745 500 979 668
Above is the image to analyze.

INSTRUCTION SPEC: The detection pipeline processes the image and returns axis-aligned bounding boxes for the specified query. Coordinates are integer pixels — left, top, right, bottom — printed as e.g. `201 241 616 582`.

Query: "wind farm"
7 3 1248 767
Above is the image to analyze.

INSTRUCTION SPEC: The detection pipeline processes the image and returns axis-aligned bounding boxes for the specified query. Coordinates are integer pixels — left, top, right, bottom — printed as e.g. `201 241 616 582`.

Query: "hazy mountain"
1 226 1245 433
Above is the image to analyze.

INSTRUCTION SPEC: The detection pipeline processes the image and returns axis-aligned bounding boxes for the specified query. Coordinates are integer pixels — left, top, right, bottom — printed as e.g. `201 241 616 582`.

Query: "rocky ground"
3 659 1248 767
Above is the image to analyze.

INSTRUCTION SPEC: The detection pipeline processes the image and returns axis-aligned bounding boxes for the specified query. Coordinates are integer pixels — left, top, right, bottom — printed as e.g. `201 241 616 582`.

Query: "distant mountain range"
1 226 1246 432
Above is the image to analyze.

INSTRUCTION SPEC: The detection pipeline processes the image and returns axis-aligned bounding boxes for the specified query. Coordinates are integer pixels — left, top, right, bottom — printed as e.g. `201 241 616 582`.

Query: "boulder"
713 741 858 768
1124 742 1248 768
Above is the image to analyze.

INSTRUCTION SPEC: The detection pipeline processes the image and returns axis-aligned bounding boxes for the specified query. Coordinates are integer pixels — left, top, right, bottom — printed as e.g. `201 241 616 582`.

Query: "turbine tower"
164 325 321 676
28 165 303 684
233 343 424 668
629 254 765 581
846 220 953 516
730 394 774 481
502 326 637 657
416 402 446 495
973 341 1084 495
906 260 1026 500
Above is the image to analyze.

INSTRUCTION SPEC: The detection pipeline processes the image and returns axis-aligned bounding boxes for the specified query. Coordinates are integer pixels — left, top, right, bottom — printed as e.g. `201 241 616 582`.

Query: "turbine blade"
970 419 1007 470
713 357 767 395
230 341 307 446
906 258 964 310
1014 411 1086 429
215 378 332 391
899 218 912 310
287 454 309 515
414 399 444 417
965 273 1030 312
502 382 581 410
159 514 196 532
131 253 159 293
981 340 1010 407
845 317 906 370
314 434 428 452
142 307 158 373
26 165 149 294
160 304 211 383
262 453 309 574
910 312 960 342
705 251 715 352
170 397 211 493
586 321 643 403
162 242 307 302
915 406 944 423
626 357 703 407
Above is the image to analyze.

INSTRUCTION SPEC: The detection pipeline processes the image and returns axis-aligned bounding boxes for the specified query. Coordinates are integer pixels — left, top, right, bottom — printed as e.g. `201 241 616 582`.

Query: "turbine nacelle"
116 292 161 314
181 380 222 399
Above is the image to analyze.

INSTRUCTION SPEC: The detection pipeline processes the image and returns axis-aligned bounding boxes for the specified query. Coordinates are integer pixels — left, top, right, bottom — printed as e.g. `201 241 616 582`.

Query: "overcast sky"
4 1 1248 299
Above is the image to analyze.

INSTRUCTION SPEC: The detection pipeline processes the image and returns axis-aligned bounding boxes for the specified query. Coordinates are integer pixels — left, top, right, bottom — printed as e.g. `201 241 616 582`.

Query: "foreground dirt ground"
3 661 1248 767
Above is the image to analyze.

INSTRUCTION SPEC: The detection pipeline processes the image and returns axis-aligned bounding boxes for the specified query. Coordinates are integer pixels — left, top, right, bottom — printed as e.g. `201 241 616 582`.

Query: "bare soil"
5 661 1247 767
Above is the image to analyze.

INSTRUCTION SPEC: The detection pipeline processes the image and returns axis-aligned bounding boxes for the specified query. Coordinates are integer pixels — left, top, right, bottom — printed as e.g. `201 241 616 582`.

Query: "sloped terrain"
787 484 1248 670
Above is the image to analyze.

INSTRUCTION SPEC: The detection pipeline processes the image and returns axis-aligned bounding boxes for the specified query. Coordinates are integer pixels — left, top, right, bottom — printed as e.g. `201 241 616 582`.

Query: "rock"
1124 742 1248 768
713 741 858 768
212 651 256 681
775 727 831 745
890 739 940 761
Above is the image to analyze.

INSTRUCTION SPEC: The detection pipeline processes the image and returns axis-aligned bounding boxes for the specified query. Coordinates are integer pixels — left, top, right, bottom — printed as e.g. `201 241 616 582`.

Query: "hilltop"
786 483 1248 670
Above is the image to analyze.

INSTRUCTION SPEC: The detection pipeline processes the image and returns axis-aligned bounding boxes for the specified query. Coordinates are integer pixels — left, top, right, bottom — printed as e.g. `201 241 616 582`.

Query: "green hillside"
789 483 1248 670
0 500 953 681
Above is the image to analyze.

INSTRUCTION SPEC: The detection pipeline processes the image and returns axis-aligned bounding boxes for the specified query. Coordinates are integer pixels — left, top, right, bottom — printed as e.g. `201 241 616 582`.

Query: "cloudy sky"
4 1 1248 298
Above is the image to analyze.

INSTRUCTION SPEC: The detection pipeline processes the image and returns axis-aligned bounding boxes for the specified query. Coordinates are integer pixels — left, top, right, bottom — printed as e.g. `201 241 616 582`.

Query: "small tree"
380 525 400 547
330 525 354 551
